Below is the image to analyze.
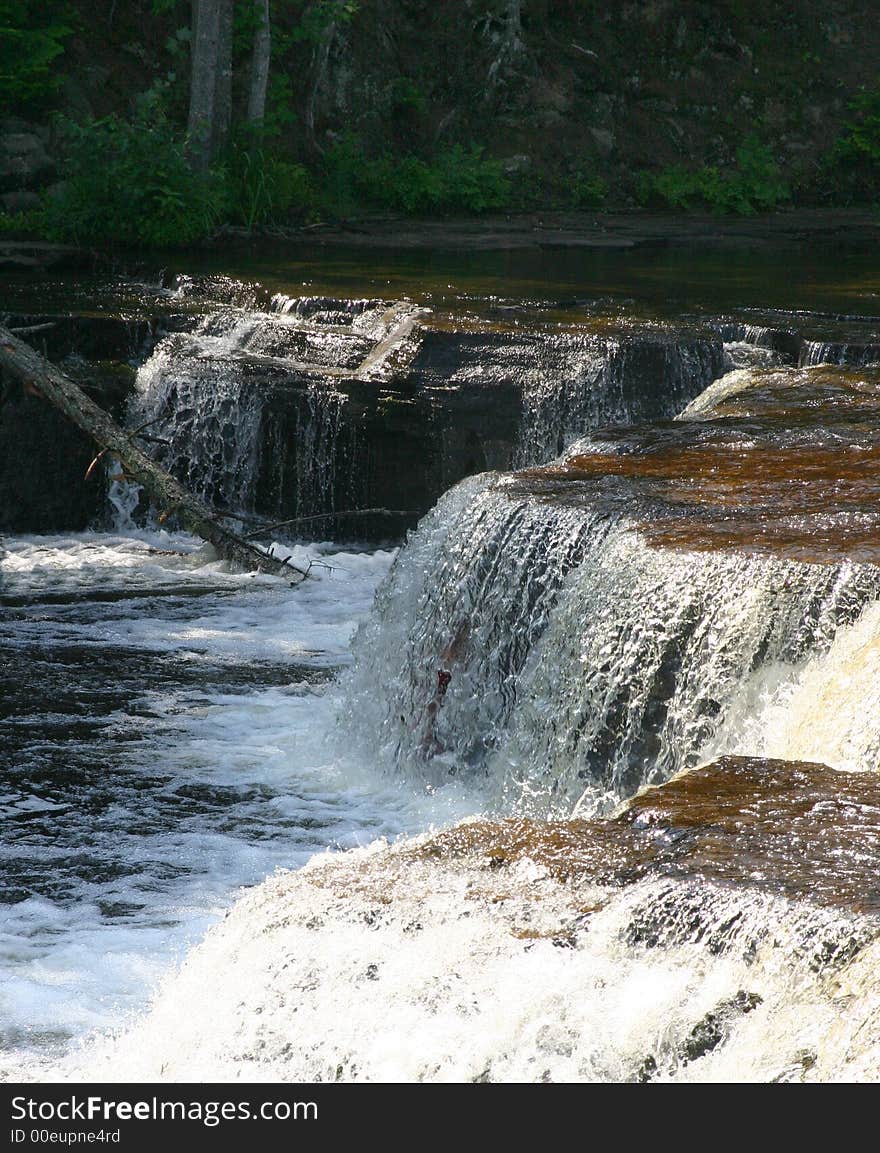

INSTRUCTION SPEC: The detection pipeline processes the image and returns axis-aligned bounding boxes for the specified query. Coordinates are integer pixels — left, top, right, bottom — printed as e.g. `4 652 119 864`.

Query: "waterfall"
492 536 879 815
341 474 609 788
65 792 880 1083
127 337 265 514
18 274 880 1085
344 469 880 816
121 300 375 522
514 332 608 464
714 597 880 773
291 379 349 518
512 329 724 465
110 281 725 534
716 321 782 350
341 339 880 816
270 293 389 333
799 341 880 368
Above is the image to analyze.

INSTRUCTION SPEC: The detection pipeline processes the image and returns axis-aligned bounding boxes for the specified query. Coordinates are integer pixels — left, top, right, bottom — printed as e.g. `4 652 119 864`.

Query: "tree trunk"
186 0 220 171
0 326 306 581
247 0 272 128
305 16 336 151
212 0 234 156
187 0 234 170
486 0 525 94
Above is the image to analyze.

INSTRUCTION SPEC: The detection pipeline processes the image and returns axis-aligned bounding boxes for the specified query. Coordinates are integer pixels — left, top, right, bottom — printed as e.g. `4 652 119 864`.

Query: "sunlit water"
0 531 474 1078
5 252 880 1081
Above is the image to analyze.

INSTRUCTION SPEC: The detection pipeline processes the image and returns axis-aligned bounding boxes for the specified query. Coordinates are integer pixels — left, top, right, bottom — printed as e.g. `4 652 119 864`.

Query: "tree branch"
0 325 307 580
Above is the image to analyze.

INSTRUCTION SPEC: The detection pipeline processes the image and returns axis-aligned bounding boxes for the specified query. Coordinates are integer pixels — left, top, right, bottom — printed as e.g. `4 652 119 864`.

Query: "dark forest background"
2 1 880 245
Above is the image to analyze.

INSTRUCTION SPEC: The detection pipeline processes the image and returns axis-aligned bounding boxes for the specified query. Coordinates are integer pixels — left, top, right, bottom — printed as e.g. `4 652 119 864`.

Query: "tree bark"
186 0 220 171
247 0 272 128
305 15 336 151
0 326 306 581
486 0 525 94
187 0 234 170
212 0 234 156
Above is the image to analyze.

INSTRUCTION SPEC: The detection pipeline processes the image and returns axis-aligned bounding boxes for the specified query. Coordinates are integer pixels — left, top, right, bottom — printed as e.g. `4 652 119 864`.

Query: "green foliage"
820 84 880 203
291 1 359 44
40 108 315 247
0 206 45 233
44 111 225 247
387 77 427 116
220 139 314 231
569 169 607 210
429 145 511 213
640 136 789 215
263 72 299 137
836 85 880 163
320 133 364 216
322 137 512 216
733 136 790 210
0 1 72 110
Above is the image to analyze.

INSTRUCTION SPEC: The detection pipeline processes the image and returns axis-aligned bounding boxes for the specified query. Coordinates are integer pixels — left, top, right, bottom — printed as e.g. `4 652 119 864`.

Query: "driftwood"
0 325 307 580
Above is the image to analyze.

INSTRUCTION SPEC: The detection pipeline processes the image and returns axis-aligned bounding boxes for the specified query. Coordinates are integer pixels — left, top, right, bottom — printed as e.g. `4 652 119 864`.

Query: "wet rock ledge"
0 277 725 535
69 756 880 1083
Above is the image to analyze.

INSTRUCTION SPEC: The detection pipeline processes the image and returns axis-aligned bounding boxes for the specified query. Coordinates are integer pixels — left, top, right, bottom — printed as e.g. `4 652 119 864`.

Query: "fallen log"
0 324 307 580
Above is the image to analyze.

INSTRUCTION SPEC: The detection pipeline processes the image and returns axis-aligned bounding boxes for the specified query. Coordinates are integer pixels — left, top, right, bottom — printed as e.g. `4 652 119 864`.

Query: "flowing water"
4 244 880 1082
0 531 445 1074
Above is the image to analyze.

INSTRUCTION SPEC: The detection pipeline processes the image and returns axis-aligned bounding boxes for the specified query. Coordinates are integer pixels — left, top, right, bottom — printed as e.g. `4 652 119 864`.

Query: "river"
3 238 880 1082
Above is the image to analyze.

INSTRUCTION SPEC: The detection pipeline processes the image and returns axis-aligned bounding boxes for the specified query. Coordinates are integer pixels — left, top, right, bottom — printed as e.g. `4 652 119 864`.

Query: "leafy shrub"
221 141 314 230
640 136 789 215
820 84 880 203
44 112 225 247
569 169 607 210
0 1 72 110
733 136 790 210
321 133 365 217
833 85 880 166
322 137 511 216
0 206 46 234
430 145 511 213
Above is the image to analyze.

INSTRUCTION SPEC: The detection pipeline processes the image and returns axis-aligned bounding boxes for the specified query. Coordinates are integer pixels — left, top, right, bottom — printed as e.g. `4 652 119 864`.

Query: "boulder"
0 131 55 193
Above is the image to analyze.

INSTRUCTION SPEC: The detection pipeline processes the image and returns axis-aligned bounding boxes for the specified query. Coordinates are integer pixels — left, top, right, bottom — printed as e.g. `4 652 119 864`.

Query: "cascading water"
342 470 880 816
293 380 348 517
117 294 726 537
799 340 880 368
127 337 265 514
53 759 880 1083
120 295 401 523
10 268 880 1084
710 596 880 773
341 347 880 817
510 327 724 465
341 474 612 787
492 534 880 814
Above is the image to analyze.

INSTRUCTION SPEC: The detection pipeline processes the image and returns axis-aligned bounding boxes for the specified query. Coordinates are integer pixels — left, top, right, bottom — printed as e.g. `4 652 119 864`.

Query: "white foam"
49 840 880 1084
1 531 474 1076
708 597 880 773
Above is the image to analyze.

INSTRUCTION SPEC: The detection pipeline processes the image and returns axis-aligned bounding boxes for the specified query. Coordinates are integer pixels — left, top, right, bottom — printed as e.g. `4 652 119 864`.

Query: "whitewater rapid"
12 499 880 1083
6 280 880 1083
0 531 474 1080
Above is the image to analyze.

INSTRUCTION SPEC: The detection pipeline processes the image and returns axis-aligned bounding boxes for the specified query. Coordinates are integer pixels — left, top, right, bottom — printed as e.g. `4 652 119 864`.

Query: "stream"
4 240 880 1082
